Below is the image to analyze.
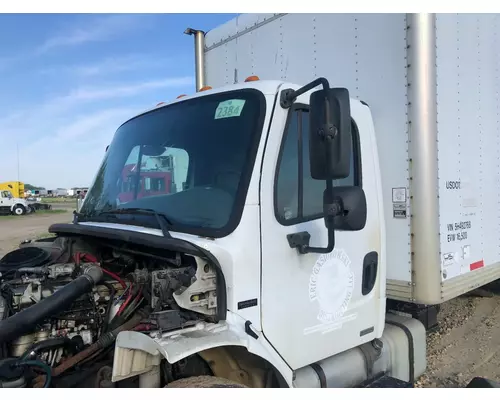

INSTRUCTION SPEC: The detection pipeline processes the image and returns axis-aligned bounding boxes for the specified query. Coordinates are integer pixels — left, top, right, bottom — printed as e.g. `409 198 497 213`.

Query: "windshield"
80 88 266 237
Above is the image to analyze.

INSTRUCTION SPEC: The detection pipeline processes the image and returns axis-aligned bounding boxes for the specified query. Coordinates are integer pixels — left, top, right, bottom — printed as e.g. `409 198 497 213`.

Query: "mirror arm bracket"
280 78 331 109
287 231 312 254
287 227 336 255
287 198 341 255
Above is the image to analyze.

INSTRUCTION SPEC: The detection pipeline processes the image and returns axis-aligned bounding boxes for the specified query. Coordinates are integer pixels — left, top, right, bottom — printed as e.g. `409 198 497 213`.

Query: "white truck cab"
67 77 425 388
0 190 30 216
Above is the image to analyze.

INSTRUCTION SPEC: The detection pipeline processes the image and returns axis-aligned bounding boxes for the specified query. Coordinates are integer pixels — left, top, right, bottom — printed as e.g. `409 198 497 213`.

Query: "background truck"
0 181 25 200
1 13 500 389
118 163 174 203
0 190 32 215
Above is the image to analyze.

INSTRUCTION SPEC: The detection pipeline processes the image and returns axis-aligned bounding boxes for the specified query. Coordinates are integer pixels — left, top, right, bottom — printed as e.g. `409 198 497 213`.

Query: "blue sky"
0 13 237 189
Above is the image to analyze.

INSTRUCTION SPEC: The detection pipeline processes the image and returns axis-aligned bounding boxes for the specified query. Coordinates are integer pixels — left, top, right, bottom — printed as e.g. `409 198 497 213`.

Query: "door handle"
362 251 378 295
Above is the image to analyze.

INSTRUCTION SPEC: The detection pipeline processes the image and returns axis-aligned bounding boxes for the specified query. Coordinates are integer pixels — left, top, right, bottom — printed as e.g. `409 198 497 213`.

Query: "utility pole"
16 142 20 182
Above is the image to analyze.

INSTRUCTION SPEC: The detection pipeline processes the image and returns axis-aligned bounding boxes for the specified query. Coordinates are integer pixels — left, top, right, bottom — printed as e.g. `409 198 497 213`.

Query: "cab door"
259 92 385 370
0 191 12 215
0 191 9 206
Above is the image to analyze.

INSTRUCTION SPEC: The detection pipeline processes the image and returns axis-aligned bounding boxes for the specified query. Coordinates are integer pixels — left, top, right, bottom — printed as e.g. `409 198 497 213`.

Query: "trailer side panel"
436 14 500 300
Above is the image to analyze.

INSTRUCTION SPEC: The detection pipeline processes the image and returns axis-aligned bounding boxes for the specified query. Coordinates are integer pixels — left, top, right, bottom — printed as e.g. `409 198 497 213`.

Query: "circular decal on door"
309 248 354 324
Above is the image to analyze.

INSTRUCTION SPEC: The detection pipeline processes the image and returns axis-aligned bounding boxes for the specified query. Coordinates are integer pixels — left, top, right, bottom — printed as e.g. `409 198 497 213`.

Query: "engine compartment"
0 234 221 388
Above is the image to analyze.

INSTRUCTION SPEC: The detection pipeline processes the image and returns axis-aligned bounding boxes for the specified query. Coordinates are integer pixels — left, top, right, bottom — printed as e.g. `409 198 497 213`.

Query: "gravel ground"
0 207 71 256
416 282 500 387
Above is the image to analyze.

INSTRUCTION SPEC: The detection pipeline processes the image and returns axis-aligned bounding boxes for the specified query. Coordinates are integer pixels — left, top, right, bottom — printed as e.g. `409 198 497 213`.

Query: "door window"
274 106 361 224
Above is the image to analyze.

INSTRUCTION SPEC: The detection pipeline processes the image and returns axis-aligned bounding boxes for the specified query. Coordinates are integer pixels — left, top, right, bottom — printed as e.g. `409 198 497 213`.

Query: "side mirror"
281 78 365 255
309 88 352 180
326 186 367 231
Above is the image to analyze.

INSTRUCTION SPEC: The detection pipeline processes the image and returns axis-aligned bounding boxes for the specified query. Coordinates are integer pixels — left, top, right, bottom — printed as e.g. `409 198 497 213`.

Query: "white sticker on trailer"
463 245 471 260
393 203 407 219
441 219 476 280
392 187 407 219
442 252 457 266
441 243 485 280
392 187 407 203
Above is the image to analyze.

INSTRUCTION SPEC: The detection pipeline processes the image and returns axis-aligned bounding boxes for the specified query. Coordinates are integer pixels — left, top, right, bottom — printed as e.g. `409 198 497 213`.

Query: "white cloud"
0 76 192 134
36 14 148 54
63 77 193 102
39 54 171 78
0 56 18 71
75 54 167 77
0 75 193 188
6 76 192 122
0 15 153 73
54 107 137 141
0 107 136 188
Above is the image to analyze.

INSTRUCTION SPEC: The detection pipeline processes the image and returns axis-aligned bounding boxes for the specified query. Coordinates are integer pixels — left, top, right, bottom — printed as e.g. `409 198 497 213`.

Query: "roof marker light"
199 86 212 92
245 75 260 82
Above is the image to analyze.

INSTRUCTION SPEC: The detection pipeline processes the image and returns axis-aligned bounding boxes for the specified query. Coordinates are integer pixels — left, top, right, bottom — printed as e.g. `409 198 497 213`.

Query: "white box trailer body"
54 189 68 197
203 13 500 305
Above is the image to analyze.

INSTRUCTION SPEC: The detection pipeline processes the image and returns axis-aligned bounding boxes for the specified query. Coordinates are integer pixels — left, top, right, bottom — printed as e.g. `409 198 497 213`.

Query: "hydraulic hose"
20 337 79 361
16 360 52 388
0 264 102 344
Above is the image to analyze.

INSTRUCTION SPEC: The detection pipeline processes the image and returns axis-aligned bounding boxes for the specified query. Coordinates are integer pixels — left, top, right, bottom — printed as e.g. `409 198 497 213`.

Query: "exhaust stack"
184 28 206 92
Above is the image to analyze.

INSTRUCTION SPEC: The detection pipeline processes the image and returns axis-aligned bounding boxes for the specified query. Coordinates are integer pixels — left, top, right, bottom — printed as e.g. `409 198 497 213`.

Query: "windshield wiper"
96 208 173 238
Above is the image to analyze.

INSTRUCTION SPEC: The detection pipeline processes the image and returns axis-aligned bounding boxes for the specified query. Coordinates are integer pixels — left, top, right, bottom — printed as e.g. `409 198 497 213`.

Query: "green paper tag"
214 99 246 119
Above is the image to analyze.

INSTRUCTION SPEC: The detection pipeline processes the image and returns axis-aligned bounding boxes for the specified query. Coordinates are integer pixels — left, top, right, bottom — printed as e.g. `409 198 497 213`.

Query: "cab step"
357 373 413 388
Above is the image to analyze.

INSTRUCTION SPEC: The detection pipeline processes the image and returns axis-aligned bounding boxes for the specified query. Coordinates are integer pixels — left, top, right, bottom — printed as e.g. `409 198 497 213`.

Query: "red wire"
82 253 98 263
117 286 134 316
130 287 142 306
100 268 127 289
132 288 142 303
76 253 127 290
133 324 154 331
75 252 131 313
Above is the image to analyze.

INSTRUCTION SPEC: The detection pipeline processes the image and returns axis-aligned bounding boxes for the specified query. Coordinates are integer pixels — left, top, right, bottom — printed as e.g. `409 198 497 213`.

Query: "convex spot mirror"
325 186 367 232
309 87 352 181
